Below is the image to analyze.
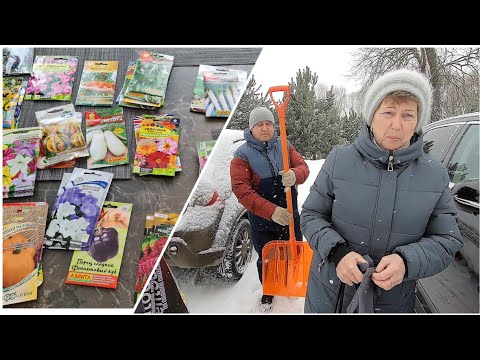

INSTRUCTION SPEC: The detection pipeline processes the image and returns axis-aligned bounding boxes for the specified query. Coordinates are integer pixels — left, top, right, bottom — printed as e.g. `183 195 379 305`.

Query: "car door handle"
454 195 479 210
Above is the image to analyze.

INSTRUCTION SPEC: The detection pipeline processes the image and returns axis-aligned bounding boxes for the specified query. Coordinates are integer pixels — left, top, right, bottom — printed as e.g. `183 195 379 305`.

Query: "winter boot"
259 294 274 312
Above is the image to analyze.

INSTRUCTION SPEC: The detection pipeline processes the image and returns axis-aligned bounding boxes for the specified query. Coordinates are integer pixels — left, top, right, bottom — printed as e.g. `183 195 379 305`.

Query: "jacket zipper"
368 151 394 254
387 151 394 171
368 170 382 255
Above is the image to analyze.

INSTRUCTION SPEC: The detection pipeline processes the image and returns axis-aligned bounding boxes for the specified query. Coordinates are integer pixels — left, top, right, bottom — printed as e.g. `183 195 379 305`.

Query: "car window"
447 124 479 184
423 124 460 160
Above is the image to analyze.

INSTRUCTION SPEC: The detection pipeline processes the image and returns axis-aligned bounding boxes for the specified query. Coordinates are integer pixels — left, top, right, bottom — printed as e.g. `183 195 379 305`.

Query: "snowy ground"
173 159 325 314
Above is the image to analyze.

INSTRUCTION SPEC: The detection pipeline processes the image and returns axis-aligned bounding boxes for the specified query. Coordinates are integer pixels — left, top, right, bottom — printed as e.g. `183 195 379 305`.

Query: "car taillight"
205 191 223 206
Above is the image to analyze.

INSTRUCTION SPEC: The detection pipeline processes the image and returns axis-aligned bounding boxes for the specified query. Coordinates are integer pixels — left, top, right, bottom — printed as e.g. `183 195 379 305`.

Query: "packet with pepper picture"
65 201 133 288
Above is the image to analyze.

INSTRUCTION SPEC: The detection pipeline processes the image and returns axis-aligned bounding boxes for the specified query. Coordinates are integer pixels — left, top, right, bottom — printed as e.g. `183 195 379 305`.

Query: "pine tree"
339 108 363 145
314 86 343 159
281 66 321 160
227 75 271 130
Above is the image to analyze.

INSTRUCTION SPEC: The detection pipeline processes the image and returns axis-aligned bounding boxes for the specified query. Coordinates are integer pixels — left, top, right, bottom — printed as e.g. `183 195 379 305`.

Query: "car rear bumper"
164 236 226 268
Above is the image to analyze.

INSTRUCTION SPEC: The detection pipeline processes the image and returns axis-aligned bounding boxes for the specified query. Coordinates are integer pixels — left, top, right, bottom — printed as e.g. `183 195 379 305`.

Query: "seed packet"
3 127 42 198
133 114 181 172
117 62 157 110
134 212 179 301
197 140 216 174
85 108 129 169
191 66 247 115
3 76 27 129
36 141 77 170
66 201 132 288
24 56 78 101
35 104 89 167
3 202 48 305
139 257 189 313
124 51 174 108
43 168 113 251
3 48 34 75
204 71 240 118
132 118 180 176
76 61 119 106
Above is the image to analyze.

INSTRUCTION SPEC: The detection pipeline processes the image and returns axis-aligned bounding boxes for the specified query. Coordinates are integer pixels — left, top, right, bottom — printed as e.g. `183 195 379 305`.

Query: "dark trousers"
251 220 302 284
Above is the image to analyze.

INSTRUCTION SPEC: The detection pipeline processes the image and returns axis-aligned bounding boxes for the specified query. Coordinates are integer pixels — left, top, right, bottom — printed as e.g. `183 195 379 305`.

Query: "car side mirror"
451 179 479 214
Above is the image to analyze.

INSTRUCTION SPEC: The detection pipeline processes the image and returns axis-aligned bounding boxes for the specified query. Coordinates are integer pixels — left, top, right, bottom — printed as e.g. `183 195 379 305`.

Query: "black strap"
333 254 375 313
334 282 345 313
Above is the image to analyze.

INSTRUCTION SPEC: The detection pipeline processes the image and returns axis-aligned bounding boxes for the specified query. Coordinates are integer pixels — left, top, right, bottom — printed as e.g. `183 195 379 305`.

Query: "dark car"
415 112 479 313
164 130 254 281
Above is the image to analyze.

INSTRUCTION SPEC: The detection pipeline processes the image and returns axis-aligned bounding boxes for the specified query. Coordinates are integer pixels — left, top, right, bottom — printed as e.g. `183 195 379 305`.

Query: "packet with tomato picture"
3 202 49 305
76 61 119 106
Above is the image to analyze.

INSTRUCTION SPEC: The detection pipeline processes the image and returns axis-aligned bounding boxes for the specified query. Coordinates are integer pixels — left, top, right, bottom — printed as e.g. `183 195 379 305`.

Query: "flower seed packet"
132 117 180 176
3 202 48 305
134 212 179 301
76 61 119 106
44 168 113 251
3 76 27 129
66 201 132 288
25 56 78 101
133 114 181 172
3 127 42 198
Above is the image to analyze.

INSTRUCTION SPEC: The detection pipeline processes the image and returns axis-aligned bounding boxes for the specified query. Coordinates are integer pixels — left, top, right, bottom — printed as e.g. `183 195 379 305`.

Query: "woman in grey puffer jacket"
300 69 463 313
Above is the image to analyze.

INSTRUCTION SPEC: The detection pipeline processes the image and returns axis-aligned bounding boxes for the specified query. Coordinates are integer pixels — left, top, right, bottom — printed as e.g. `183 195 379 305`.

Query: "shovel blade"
262 241 313 297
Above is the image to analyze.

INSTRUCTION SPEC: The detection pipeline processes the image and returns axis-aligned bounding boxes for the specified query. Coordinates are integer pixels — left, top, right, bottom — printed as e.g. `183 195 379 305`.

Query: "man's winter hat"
249 106 275 130
362 69 433 133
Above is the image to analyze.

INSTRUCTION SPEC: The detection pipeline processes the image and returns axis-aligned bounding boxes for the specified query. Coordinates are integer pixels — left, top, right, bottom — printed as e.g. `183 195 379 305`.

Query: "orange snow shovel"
262 85 313 298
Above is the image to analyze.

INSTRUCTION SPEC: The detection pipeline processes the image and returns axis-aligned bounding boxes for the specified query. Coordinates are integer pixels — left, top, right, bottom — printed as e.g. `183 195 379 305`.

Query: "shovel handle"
268 86 290 120
268 86 296 255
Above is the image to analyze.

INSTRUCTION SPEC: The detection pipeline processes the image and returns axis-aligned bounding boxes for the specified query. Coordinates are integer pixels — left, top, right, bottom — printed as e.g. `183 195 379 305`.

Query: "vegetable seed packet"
66 201 132 288
3 202 48 305
35 104 88 167
76 61 119 106
85 108 129 169
124 51 174 108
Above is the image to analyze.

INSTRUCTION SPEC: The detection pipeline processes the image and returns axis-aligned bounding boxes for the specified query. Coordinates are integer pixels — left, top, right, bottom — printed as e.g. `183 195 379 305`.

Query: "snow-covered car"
164 129 253 280
415 112 479 313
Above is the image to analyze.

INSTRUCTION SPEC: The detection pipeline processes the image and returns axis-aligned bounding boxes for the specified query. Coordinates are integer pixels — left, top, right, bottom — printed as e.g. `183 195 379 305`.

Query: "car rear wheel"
218 218 253 281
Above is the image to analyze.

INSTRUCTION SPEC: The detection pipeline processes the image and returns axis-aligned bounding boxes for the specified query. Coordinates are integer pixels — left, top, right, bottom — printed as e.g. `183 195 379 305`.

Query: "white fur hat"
362 69 433 133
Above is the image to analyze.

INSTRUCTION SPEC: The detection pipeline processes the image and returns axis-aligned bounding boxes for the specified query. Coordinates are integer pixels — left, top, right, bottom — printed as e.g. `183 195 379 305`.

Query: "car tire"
217 218 253 281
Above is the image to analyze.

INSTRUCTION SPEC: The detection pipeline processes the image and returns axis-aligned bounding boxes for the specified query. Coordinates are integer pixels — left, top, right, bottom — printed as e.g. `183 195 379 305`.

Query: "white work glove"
271 206 291 226
279 169 296 187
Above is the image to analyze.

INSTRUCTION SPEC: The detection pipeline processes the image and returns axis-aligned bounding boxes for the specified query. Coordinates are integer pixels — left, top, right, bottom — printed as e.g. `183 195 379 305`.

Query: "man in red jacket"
230 107 309 311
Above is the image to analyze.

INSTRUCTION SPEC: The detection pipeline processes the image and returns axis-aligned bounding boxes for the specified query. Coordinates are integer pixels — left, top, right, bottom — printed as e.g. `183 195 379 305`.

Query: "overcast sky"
251 45 363 95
